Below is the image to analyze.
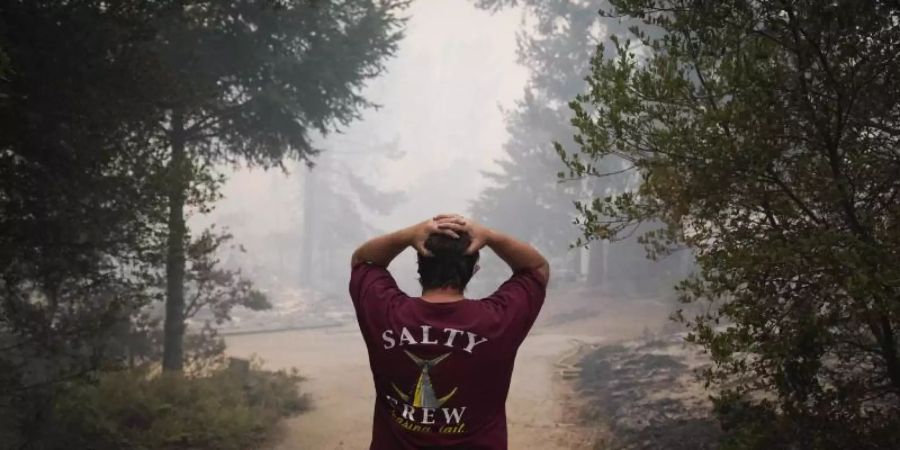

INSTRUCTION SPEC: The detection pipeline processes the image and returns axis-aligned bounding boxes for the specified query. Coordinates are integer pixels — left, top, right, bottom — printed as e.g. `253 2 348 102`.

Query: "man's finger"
464 240 480 254
433 213 463 221
436 216 466 226
438 228 460 239
437 222 466 232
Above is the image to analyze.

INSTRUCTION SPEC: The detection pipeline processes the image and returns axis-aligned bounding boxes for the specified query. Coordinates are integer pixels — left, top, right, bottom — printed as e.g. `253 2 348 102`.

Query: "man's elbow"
535 262 550 287
350 248 363 268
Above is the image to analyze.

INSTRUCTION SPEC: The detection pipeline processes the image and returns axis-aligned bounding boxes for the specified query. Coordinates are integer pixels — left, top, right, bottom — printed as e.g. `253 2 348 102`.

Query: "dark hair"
416 232 479 292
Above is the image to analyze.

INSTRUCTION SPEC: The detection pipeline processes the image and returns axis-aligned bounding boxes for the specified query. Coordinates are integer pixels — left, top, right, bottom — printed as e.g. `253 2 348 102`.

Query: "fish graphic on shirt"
391 350 458 408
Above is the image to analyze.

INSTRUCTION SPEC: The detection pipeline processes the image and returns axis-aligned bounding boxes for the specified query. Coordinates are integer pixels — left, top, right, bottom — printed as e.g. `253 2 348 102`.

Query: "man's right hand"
411 216 462 256
433 213 492 255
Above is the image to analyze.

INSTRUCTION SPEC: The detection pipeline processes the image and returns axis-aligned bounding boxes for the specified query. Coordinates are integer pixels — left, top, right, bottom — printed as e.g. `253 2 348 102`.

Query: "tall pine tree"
141 0 408 371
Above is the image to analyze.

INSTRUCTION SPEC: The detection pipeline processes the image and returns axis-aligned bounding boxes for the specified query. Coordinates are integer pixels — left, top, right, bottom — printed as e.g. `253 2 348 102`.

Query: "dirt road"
225 285 672 450
226 324 604 450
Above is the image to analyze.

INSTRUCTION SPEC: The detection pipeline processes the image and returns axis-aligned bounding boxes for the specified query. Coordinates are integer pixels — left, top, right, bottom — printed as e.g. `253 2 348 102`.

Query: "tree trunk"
162 110 188 372
587 241 606 287
299 167 317 287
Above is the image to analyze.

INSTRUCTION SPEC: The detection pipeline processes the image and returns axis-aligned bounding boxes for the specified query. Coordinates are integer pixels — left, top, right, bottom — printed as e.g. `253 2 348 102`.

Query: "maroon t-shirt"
349 261 547 450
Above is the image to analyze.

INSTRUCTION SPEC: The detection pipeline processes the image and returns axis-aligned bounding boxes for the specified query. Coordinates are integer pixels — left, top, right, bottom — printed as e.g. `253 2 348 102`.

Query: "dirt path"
226 324 604 450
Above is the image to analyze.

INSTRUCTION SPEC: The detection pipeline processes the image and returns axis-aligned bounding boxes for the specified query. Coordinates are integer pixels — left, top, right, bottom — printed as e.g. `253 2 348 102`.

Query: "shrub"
25 364 308 450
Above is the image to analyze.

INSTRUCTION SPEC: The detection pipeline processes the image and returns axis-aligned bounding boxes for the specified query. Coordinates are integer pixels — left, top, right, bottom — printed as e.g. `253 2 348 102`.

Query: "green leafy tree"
180 227 272 371
128 227 273 372
141 0 408 371
0 3 407 446
559 0 900 446
0 1 170 442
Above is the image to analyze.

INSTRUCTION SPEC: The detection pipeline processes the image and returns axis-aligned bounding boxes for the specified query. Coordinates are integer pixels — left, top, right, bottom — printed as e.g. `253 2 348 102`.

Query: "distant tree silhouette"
472 0 685 296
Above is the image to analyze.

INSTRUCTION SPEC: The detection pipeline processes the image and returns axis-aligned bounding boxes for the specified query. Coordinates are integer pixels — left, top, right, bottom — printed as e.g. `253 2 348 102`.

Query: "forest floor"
225 284 676 450
567 334 720 450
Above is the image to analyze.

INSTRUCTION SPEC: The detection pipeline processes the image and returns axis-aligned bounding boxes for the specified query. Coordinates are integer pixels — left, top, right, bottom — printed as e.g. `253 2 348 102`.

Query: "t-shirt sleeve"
348 261 403 313
483 267 548 341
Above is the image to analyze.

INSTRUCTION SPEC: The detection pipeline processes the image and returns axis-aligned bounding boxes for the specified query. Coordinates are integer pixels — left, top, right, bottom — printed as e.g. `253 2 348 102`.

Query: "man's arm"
350 226 413 268
485 229 550 285
434 214 550 285
350 218 460 268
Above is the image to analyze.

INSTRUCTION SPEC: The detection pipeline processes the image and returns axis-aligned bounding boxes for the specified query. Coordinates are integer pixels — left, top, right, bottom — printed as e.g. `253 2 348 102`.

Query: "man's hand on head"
433 214 548 284
432 214 492 255
351 217 463 268
410 216 462 257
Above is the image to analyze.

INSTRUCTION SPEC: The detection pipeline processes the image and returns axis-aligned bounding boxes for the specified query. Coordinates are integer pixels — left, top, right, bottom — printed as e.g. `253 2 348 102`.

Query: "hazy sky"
197 0 529 294
321 0 529 230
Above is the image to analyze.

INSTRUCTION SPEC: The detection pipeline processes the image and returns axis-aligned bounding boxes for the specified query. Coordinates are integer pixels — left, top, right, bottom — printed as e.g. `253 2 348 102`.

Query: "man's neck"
420 287 464 303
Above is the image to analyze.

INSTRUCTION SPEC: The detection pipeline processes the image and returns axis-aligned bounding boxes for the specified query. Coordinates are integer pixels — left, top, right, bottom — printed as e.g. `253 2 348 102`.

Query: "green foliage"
146 0 410 165
3 0 408 373
0 0 170 408
1 0 398 443
138 0 409 371
30 365 308 450
560 0 900 447
183 227 272 325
